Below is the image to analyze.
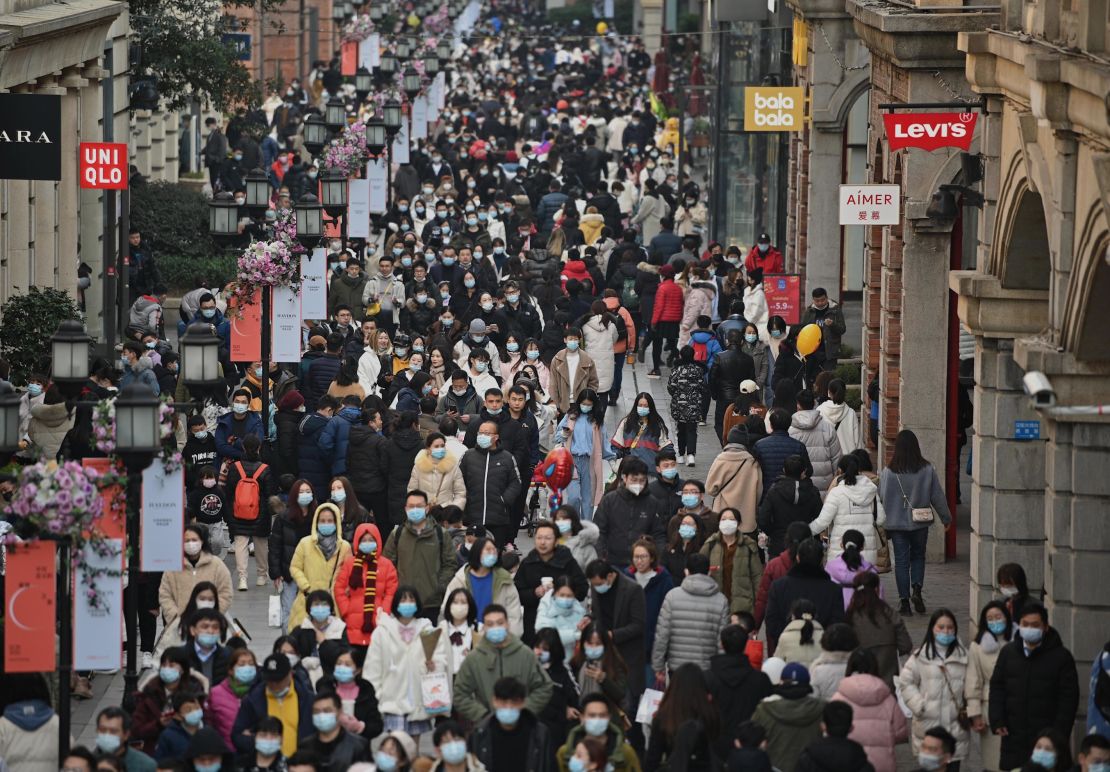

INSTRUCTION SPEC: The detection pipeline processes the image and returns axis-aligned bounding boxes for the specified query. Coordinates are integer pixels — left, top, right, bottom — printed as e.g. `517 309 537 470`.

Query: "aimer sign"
839 184 900 226
744 87 805 132
79 142 128 190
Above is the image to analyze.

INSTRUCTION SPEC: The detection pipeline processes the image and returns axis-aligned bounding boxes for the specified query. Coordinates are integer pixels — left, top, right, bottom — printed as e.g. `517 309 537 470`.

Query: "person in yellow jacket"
287 502 351 631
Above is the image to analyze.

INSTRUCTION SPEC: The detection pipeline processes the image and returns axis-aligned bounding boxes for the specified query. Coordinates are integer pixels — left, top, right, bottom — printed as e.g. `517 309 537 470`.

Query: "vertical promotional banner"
140 465 184 572
300 247 328 319
366 33 380 67
392 120 410 164
341 41 358 75
762 274 802 324
83 458 125 542
411 96 428 140
271 284 302 361
348 177 371 238
230 291 263 362
358 36 376 69
432 72 446 111
74 539 123 671
367 159 388 213
4 541 57 672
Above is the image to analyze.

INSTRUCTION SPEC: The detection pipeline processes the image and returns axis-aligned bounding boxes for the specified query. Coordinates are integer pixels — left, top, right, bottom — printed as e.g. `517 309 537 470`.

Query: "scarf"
349 550 378 634
317 532 338 559
230 679 252 698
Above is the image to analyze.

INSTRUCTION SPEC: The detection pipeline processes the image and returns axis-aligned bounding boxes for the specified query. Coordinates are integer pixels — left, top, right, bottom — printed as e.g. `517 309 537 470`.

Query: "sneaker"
686 454 696 467
698 420 707 426
647 370 661 378
238 577 248 591
72 676 94 700
141 651 153 670
256 576 267 587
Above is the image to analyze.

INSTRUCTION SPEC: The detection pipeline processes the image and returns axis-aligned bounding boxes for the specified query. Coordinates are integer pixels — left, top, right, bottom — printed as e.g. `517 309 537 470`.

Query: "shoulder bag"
894 473 934 523
940 664 972 730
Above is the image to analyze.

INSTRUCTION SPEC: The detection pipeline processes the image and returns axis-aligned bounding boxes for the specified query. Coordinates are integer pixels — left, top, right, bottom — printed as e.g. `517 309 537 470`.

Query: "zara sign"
0 94 62 181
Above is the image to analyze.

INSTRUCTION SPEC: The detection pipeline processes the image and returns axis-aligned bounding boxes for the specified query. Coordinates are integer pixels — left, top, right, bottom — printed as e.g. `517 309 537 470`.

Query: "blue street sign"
1014 420 1041 440
222 33 252 61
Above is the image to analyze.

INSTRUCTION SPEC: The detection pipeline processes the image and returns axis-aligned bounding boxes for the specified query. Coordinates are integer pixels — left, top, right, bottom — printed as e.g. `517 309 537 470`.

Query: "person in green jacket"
328 257 369 320
556 693 643 772
752 662 826 772
452 605 554 722
383 497 458 618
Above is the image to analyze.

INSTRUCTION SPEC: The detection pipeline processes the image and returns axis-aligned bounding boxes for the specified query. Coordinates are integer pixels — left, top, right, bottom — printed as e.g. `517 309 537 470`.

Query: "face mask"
396 599 419 618
495 706 520 724
331 489 346 503
437 210 448 219
182 707 204 727
594 581 612 594
479 212 489 222
317 522 337 536
401 255 413 266
481 552 498 569
232 403 248 414
450 602 470 622
526 350 540 360
424 187 435 194
197 632 220 648
143 340 157 350
987 619 1008 635
297 491 314 507
196 599 216 610
1000 585 1018 597
626 480 644 495
465 279 476 289
584 645 604 661
565 340 579 351
485 626 508 644
1019 626 1044 644
934 632 956 647
310 605 331 622
1030 749 1057 768
584 716 609 736
256 737 282 756
771 329 784 339
474 361 488 373
431 447 448 460
467 217 478 226
554 520 573 537
568 758 587 772
476 434 493 449
660 467 678 480
406 507 426 523
415 292 429 303
160 667 181 684
745 333 758 344
635 406 651 418
554 596 575 610
441 317 454 326
1088 764 1110 772
678 523 698 540
312 712 338 733
442 256 456 266
96 733 122 754
184 541 202 556
474 251 484 260
202 478 217 489
917 753 943 771
234 664 256 683
197 307 217 322
441 740 468 765
480 301 494 313
333 664 356 683
253 366 264 378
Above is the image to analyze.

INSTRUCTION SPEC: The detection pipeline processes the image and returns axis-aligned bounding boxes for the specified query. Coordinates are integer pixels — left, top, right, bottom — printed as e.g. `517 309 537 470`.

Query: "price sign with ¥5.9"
79 142 128 190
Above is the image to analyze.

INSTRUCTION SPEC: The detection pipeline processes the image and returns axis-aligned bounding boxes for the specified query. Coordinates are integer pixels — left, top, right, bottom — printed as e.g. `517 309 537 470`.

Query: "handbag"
894 473 934 523
940 665 972 730
872 500 891 573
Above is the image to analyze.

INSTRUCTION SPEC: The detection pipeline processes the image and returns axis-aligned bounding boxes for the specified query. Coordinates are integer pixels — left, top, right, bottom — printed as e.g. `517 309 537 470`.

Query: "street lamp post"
383 99 402 213
355 67 373 103
303 114 330 157
320 170 350 249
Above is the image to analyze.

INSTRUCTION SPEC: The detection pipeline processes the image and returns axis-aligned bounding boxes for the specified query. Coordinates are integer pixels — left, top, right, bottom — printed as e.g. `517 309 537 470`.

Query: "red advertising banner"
341 41 358 76
230 290 263 362
763 273 802 324
882 112 977 152
83 458 125 541
79 142 128 189
4 541 57 672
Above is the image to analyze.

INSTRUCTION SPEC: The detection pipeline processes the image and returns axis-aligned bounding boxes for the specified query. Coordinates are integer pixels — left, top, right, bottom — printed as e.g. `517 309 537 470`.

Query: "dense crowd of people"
1 1 1108 771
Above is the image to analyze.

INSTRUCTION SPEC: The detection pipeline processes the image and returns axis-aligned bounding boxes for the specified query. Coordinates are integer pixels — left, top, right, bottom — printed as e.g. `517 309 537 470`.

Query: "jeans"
676 422 698 456
889 528 929 599
574 454 595 520
233 535 269 581
279 578 299 631
610 353 626 403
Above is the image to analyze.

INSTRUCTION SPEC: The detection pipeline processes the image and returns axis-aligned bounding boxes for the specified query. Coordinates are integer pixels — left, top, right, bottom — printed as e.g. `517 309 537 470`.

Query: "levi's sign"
883 112 977 152
839 185 900 226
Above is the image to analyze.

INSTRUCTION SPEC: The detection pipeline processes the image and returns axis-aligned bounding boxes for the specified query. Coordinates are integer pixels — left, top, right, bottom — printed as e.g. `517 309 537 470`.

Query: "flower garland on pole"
324 119 371 177
232 208 306 309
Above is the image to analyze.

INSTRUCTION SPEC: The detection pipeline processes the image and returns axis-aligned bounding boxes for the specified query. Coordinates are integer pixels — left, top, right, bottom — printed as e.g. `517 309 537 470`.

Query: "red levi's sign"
883 112 977 152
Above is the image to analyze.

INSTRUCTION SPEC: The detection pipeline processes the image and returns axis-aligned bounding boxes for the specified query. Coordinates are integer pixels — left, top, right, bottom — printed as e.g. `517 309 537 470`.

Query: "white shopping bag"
268 595 281 628
422 671 452 715
636 688 664 725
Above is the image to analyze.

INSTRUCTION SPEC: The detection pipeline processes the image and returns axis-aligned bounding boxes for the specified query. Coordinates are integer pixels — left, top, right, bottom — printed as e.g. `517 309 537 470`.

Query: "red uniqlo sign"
882 112 977 152
79 142 128 189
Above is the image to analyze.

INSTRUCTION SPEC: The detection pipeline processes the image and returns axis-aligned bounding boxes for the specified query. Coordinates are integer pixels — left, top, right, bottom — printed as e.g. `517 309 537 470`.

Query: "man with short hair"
910 727 958 772
363 256 406 336
203 116 228 187
794 701 875 772
646 450 683 519
174 607 231 685
753 408 812 495
127 228 158 302
744 232 784 275
1075 734 1110 772
453 605 554 722
467 677 553 772
555 693 641 772
463 389 529 480
652 552 730 680
299 691 370 769
799 287 846 371
583 560 647 717
383 490 457 619
458 420 522 548
705 624 774 758
438 369 481 419
232 653 315 758
593 457 668 566
120 341 160 396
548 327 599 414
304 332 344 412
95 706 157 772
989 602 1080 770
215 388 264 467
514 520 589 643
329 257 368 320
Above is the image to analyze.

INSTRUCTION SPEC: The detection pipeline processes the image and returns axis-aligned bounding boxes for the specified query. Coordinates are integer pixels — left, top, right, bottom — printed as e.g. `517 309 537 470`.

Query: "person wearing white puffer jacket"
818 379 863 454
808 456 885 564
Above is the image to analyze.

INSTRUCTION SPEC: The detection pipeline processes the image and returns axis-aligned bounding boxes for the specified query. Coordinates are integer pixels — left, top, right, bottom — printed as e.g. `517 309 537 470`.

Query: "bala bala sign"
883 112 977 152
0 94 62 181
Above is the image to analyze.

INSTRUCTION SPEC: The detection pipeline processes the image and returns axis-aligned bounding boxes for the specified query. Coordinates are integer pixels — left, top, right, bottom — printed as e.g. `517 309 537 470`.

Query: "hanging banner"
762 274 802 325
271 285 302 361
366 33 380 68
839 184 901 225
348 177 372 238
0 94 62 181
300 247 329 319
367 158 388 214
432 72 446 111
140 465 184 572
392 120 410 164
341 41 358 75
83 458 126 542
230 290 263 362
73 538 123 671
411 96 428 140
882 112 977 152
4 541 57 672
743 86 805 132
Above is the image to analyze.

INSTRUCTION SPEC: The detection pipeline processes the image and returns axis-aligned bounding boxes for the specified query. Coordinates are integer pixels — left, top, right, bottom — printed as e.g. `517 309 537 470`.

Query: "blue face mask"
331 489 347 503
96 733 121 754
565 340 579 351
310 605 331 622
681 493 700 508
407 507 426 523
232 403 249 414
194 763 221 772
1031 749 1057 769
256 737 282 756
771 329 784 339
526 350 540 360
476 434 493 449
934 632 956 647
593 582 611 595
637 406 650 417
197 632 220 648
296 491 313 507
679 524 697 540
234 665 257 683
481 552 498 569
660 467 679 480
568 757 587 772
193 429 209 440
583 717 609 737
441 739 468 764
556 519 572 534
485 626 507 644
506 342 520 352
584 645 604 661
1019 626 1044 645
745 333 758 343
359 540 377 554
987 619 1008 636
375 752 399 772
495 706 520 725
159 667 181 684
474 362 488 373
431 447 448 460
537 649 552 664
183 708 204 726
442 256 456 266
580 403 593 413
201 308 216 319
464 278 476 289
312 712 338 733
554 596 575 610
317 522 337 536
333 665 356 683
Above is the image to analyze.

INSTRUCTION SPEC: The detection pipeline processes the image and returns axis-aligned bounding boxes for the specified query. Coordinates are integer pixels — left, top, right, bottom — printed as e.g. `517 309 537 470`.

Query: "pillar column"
804 127 844 295
149 111 166 180
79 62 108 340
163 113 180 183
33 81 66 290
132 110 153 177
59 69 87 299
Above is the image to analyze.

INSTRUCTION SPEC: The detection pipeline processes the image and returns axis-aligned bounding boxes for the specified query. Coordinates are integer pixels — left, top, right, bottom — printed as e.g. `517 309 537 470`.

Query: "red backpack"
233 461 267 521
691 338 709 363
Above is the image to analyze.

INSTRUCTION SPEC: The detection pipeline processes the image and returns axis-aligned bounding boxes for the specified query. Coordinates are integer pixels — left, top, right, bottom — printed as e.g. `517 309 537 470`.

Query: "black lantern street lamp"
208 192 239 242
245 168 271 217
379 51 397 80
179 323 223 388
436 39 451 63
342 1 354 19
355 67 373 102
50 320 91 383
396 36 411 60
365 118 387 155
325 97 347 133
369 2 384 21
331 1 345 23
320 169 350 218
295 193 325 247
0 390 21 453
303 114 330 156
383 98 403 138
424 53 439 77
402 67 421 100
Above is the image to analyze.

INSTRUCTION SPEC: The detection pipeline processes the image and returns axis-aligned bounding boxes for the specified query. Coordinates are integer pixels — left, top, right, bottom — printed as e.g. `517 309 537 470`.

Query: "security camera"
1022 371 1056 409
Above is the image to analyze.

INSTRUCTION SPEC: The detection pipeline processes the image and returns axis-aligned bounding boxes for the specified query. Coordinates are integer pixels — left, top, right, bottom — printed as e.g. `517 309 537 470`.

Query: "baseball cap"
781 662 810 685
262 653 292 681
739 380 760 395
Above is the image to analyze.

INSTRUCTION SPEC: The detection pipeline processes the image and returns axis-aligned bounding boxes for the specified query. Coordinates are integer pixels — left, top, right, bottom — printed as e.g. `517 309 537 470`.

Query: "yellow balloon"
796 323 822 357
596 21 608 35
407 12 420 26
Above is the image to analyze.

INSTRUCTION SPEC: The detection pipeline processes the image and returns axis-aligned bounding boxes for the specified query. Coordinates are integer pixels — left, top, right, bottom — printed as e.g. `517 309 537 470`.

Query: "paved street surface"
72 308 980 767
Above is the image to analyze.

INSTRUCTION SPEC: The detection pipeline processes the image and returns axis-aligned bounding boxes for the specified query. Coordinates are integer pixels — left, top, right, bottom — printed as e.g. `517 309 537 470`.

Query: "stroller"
519 447 574 538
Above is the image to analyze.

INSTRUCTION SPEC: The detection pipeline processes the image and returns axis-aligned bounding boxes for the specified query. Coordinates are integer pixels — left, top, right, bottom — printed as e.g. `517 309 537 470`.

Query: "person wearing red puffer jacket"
560 251 592 292
649 263 684 377
334 522 398 653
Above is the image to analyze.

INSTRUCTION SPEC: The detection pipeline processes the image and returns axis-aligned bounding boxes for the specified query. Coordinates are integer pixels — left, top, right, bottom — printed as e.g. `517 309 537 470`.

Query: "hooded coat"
0 700 60 772
704 444 763 534
158 549 234 625
318 405 363 476
287 503 352 631
832 673 909 772
817 400 863 455
581 315 619 392
678 281 716 347
120 353 161 395
699 531 763 615
752 685 827 772
789 409 843 491
808 477 886 564
443 565 524 637
407 448 467 509
899 644 970 760
704 652 774 759
362 611 450 720
297 412 332 498
651 573 730 673
452 634 555 722
334 522 399 647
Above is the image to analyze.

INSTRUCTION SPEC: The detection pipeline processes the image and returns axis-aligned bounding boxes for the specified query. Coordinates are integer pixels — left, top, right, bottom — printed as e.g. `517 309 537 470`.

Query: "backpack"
620 276 639 310
233 461 267 521
692 338 709 363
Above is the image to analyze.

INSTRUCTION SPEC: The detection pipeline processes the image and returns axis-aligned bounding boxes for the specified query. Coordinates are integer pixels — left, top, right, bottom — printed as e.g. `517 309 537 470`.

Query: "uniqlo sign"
79 142 128 189
882 112 977 152
839 184 900 225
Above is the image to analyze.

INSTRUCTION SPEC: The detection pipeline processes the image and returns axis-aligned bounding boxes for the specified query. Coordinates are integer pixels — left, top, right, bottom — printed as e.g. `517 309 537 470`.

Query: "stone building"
954 0 1110 699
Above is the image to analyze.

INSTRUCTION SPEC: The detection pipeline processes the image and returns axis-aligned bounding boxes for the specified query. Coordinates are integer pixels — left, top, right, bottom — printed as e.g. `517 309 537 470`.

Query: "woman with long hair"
427 345 452 391
831 648 909 772
581 300 620 419
268 478 317 630
625 538 674 691
965 600 1012 771
326 475 372 543
158 523 233 634
1026 728 1073 772
646 663 721 772
663 511 707 580
557 389 617 521
699 508 762 616
152 581 230 660
440 536 524 635
569 735 610 772
898 608 970 766
553 505 600 572
534 627 581 750
437 587 479 676
995 562 1034 626
535 575 588 661
407 432 467 509
130 648 209 755
610 391 672 468
879 429 952 616
571 623 629 713
327 357 366 402
846 570 913 689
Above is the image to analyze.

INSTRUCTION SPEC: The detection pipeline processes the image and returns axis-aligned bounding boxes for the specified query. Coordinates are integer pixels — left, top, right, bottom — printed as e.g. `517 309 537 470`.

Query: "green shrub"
129 180 217 261
158 253 239 294
835 362 861 386
678 12 701 32
0 287 84 384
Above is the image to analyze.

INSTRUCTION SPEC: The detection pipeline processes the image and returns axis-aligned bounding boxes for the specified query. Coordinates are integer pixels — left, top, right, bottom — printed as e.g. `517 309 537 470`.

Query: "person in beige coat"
407 436 467 510
965 601 1011 771
705 441 763 536
159 523 233 624
678 279 716 347
548 327 599 415
26 390 74 462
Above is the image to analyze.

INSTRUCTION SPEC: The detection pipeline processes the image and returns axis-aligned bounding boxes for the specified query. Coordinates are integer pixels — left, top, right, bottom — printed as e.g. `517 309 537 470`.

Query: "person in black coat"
303 335 343 412
704 625 774 761
174 608 232 686
297 396 336 501
463 389 530 484
267 483 315 623
457 419 523 548
534 628 580 751
272 389 305 480
467 687 552 772
313 641 383 743
224 434 275 588
297 691 371 769
765 538 846 650
381 411 425 535
593 458 669 567
514 521 590 643
345 408 389 520
795 702 875 772
710 332 757 436
182 414 219 488
988 602 1080 770
756 455 824 557
585 561 647 713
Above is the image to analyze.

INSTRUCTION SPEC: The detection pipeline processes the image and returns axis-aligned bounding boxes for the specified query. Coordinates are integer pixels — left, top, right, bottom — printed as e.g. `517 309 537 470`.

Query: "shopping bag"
268 594 281 628
635 688 664 725
421 671 452 715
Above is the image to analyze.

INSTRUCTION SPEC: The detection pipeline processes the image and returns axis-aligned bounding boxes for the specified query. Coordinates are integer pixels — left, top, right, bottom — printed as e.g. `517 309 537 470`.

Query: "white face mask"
184 540 202 556
719 520 739 536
